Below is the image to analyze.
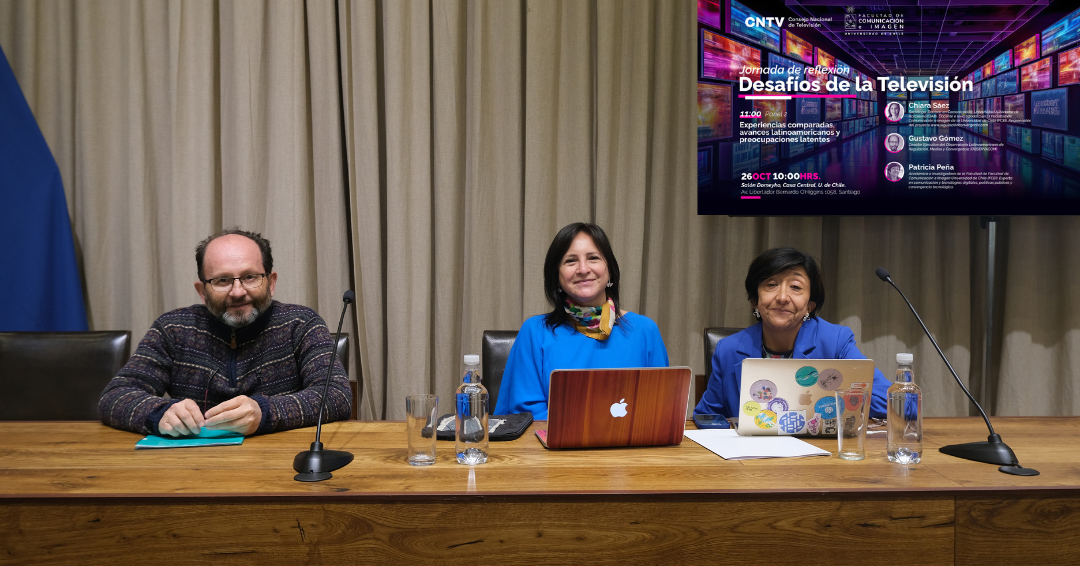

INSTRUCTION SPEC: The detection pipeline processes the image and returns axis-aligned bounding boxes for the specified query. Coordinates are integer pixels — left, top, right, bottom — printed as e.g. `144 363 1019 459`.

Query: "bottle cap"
464 354 480 365
896 353 913 364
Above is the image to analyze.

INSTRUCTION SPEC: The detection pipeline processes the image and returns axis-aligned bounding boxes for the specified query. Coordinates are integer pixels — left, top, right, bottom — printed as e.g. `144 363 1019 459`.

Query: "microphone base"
294 470 334 482
938 434 1038 475
293 444 354 483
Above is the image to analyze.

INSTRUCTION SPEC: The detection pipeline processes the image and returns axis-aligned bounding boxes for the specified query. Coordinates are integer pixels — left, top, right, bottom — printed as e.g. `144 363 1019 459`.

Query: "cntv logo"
745 16 785 28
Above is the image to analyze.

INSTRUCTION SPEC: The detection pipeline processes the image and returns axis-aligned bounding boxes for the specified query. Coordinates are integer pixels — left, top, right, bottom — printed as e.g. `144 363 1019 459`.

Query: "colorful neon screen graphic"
701 30 761 82
698 83 732 141
698 0 720 28
1031 87 1068 130
1059 45 1080 86
726 0 780 52
782 30 814 64
1042 6 1080 56
1015 34 1041 66
1020 57 1052 92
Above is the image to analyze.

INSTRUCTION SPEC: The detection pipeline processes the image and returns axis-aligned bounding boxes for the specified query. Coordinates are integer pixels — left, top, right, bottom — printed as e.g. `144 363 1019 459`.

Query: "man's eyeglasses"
203 273 267 293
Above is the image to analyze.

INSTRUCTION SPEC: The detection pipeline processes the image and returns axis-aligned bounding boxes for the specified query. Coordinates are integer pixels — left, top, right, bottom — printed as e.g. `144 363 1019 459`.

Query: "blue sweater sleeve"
643 317 670 367
493 318 549 419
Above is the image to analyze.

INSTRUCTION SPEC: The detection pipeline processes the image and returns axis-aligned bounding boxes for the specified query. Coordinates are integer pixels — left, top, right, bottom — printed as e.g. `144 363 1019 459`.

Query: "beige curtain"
2 0 1075 421
0 0 353 373
997 217 1080 415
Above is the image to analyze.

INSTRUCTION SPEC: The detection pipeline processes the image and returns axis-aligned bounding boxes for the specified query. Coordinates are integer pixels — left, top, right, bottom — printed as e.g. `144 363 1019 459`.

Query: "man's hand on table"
158 399 206 437
204 395 262 436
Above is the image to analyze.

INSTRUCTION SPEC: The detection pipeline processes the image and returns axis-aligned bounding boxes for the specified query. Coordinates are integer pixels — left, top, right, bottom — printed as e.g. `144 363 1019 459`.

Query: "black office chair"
481 330 518 410
703 327 744 376
699 327 744 405
0 331 131 420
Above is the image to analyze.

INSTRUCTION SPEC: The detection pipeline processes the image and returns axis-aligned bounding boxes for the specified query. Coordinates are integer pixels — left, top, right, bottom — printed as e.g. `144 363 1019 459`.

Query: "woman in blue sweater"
493 223 669 420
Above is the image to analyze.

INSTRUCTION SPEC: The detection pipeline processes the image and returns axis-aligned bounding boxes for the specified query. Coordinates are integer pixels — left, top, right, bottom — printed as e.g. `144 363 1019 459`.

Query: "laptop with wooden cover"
536 367 693 449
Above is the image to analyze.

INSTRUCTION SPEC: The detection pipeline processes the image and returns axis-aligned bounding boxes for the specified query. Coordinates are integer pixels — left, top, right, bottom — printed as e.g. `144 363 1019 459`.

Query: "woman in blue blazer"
695 248 891 419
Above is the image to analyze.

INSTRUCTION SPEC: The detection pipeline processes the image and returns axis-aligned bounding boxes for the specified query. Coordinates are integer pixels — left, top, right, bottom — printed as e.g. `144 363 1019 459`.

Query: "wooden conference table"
1 417 1079 565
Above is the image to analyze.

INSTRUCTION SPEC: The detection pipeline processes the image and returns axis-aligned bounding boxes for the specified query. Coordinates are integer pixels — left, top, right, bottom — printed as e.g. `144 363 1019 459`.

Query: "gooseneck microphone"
875 267 1037 476
293 290 356 482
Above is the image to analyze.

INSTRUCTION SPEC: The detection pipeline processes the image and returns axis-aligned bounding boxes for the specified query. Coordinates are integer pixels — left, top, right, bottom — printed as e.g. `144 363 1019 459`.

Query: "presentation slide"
697 0 1080 215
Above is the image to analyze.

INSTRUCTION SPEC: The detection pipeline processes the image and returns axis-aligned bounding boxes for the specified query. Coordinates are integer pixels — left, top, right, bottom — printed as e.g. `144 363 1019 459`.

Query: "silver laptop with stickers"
736 359 875 436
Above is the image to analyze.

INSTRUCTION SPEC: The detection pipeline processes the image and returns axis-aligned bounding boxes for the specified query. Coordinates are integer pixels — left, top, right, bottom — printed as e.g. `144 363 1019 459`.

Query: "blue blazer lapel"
734 323 763 358
793 317 819 358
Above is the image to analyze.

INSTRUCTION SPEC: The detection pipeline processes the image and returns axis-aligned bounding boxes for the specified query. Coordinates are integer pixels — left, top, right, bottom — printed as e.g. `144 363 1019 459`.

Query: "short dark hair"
195 228 274 280
542 223 622 331
744 247 824 318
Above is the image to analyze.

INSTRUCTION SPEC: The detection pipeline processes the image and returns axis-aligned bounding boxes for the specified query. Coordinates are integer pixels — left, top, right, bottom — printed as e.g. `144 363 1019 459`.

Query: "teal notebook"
135 428 245 449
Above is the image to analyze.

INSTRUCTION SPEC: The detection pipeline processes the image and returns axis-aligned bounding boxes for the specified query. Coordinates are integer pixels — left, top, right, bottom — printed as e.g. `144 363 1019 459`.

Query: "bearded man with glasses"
99 228 351 437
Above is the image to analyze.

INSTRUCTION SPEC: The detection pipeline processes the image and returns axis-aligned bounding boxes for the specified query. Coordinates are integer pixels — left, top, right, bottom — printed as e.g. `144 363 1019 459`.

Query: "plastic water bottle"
887 353 923 464
455 354 489 465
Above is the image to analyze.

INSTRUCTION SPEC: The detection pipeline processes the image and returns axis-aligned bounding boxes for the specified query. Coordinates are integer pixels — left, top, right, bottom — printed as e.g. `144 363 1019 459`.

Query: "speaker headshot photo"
885 133 905 153
885 162 905 182
885 102 905 122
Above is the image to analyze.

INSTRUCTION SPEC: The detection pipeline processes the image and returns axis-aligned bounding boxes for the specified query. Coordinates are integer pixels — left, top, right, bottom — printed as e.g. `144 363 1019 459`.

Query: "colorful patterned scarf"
564 297 616 341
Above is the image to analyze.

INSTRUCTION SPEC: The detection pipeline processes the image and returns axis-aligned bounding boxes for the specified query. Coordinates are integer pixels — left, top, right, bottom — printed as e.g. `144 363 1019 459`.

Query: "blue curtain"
0 44 88 331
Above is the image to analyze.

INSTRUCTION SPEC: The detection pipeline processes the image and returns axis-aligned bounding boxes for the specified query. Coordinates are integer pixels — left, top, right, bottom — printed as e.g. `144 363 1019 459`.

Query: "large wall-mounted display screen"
697 6 1080 217
1031 87 1068 130
754 96 787 126
701 30 761 82
698 0 720 28
993 50 1013 74
794 97 821 123
1065 136 1080 171
1004 93 1026 120
697 83 732 141
1015 34 1041 66
825 97 842 121
997 69 1019 95
815 47 836 71
766 52 804 84
782 29 814 64
1043 131 1065 163
1020 57 1052 91
726 0 780 52
832 58 853 80
1059 45 1080 86
1041 6 1080 56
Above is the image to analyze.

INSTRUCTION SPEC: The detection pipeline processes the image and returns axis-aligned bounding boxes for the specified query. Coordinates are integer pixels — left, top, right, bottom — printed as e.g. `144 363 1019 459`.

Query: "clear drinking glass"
836 388 869 461
405 394 438 466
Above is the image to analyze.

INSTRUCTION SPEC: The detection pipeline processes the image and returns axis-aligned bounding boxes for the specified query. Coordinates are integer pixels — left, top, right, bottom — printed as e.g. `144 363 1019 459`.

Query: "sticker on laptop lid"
749 380 777 402
795 366 819 387
807 413 822 435
766 397 789 412
778 410 806 434
742 400 761 416
754 410 777 429
822 417 837 435
817 368 843 391
847 382 870 390
814 396 837 419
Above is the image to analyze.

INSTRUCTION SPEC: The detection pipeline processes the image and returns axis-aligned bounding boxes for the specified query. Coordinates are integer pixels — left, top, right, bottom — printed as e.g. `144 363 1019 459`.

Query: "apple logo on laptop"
610 399 628 417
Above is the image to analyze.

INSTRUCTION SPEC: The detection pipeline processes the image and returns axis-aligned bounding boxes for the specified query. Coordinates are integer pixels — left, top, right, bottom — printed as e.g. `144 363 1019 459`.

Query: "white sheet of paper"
684 429 832 460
